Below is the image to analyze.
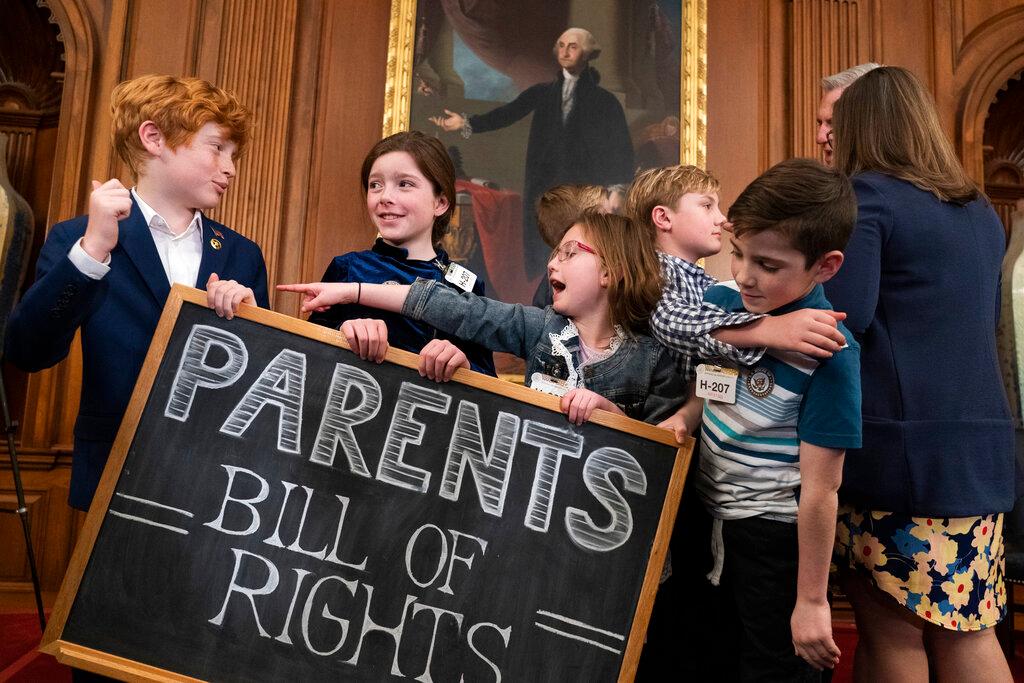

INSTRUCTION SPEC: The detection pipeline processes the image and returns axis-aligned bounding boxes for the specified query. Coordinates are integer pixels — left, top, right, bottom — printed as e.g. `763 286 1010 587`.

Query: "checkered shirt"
651 252 766 383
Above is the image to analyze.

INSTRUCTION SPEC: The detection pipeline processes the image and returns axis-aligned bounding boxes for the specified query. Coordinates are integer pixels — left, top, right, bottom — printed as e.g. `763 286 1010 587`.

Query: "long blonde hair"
575 211 663 334
832 66 979 203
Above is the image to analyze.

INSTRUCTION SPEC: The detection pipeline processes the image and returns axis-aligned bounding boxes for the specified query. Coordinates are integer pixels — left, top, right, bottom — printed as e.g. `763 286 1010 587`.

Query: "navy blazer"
5 199 269 509
824 172 1016 517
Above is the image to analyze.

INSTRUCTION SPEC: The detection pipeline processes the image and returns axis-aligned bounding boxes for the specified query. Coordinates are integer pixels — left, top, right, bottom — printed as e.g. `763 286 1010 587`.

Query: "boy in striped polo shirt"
631 164 853 680
698 158 861 679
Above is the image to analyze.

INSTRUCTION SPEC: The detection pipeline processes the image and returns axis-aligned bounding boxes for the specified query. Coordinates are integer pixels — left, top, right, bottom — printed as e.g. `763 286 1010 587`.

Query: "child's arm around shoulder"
700 283 848 360
711 309 848 359
651 280 765 365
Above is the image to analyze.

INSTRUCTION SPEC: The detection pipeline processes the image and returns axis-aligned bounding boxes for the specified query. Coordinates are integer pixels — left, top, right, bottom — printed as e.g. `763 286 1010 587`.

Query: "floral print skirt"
835 505 1006 631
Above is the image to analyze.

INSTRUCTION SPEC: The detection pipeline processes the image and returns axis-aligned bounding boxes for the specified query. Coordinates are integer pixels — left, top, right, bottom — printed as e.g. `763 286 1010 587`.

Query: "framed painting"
383 0 706 372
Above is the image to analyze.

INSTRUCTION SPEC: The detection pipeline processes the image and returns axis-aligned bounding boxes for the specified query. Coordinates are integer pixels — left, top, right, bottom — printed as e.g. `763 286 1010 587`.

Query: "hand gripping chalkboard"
40 285 694 682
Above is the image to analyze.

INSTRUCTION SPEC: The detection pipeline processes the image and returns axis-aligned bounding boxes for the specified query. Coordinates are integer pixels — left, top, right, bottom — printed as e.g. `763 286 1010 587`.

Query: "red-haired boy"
6 74 269 511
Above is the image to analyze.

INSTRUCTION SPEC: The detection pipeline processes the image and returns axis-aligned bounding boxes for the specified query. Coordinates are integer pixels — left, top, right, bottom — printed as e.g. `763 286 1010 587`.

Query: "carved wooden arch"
16 0 98 452
38 0 97 226
956 7 1024 184
987 160 1024 186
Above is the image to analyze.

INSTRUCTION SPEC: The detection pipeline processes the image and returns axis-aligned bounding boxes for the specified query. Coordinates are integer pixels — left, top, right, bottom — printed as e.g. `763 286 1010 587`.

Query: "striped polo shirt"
697 282 862 522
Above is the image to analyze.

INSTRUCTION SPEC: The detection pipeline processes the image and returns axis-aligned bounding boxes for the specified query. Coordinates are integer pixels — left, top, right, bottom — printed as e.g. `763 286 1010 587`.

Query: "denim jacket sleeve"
637 345 687 424
402 278 549 357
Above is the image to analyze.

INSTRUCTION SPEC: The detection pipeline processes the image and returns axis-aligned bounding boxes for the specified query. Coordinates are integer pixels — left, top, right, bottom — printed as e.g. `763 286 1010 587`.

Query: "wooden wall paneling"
273 0 324 315
120 0 204 80
877 0 934 91
0 490 45 587
705 0 771 279
954 5 1024 183
1 466 85 598
929 0 958 136
200 0 299 305
87 0 129 186
299 1 391 291
765 0 789 167
789 0 877 160
43 0 100 226
14 0 112 457
959 0 1024 45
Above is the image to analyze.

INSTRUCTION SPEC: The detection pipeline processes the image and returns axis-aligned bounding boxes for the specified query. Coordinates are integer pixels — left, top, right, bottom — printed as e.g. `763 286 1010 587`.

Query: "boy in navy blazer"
5 74 269 511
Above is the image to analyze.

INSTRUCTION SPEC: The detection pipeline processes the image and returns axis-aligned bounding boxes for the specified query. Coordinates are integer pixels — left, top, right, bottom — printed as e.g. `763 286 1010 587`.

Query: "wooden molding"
381 0 416 136
202 0 299 304
681 0 708 168
788 0 878 159
950 13 1024 184
41 0 97 227
955 4 1024 69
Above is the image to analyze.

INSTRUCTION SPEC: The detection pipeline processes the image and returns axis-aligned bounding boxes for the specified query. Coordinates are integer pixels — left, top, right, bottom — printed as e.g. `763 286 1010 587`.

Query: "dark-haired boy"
5 74 269 511
628 163 852 680
697 158 861 679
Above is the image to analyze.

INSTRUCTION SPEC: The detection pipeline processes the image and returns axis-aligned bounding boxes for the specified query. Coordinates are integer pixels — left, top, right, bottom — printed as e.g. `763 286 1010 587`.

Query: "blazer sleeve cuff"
68 238 111 280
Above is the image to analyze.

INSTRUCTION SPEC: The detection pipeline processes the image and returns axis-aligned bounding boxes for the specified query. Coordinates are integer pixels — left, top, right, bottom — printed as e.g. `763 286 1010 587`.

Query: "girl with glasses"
280 210 684 427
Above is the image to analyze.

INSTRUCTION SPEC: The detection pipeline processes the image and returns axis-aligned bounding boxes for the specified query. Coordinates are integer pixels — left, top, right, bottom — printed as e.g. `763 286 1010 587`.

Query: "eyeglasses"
550 239 598 262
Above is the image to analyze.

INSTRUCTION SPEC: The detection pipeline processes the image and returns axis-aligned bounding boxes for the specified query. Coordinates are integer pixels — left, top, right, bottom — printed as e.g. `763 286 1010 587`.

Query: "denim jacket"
403 279 685 423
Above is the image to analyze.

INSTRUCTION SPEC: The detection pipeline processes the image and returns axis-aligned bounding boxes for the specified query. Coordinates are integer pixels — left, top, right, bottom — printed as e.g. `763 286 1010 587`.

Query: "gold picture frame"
382 1 708 374
383 0 707 165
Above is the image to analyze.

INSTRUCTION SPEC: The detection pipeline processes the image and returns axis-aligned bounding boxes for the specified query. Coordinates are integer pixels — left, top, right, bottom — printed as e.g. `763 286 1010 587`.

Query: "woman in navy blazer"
824 66 1014 680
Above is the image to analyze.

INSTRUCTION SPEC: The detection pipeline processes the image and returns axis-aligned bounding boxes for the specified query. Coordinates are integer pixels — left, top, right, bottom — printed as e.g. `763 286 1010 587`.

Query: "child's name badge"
695 364 739 404
444 263 477 292
530 372 570 398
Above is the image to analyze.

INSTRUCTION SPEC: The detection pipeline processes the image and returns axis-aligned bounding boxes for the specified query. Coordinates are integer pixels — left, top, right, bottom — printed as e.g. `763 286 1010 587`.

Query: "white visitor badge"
695 364 739 404
530 372 571 397
444 263 477 292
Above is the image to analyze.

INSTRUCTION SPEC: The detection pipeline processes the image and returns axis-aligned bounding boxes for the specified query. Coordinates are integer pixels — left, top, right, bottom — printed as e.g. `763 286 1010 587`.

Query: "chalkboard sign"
41 285 693 682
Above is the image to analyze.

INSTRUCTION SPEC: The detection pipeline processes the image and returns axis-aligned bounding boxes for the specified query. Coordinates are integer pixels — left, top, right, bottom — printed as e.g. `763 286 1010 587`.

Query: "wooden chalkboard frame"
40 284 694 682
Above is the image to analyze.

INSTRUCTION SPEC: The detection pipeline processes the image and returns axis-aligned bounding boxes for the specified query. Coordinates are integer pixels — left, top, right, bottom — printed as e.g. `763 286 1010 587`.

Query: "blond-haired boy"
6 74 269 510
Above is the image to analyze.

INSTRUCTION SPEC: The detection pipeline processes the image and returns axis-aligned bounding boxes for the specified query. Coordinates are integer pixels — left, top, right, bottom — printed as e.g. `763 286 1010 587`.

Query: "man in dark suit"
5 75 269 512
433 28 634 279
